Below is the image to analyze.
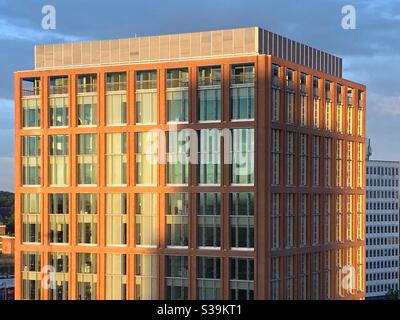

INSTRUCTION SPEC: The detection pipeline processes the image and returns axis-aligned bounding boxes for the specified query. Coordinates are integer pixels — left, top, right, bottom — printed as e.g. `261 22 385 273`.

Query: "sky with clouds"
0 0 399 191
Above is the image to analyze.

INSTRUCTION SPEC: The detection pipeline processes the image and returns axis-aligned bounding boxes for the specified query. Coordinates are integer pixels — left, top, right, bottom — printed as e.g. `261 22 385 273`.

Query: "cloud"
0 17 83 42
0 99 14 130
0 157 14 191
368 93 400 116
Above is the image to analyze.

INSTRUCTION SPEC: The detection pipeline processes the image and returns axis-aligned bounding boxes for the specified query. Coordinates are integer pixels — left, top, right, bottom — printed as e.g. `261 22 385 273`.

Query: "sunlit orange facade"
13 27 366 300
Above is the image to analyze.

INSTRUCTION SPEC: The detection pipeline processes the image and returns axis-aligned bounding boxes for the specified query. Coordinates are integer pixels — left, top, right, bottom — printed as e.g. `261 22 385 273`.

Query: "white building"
366 160 400 298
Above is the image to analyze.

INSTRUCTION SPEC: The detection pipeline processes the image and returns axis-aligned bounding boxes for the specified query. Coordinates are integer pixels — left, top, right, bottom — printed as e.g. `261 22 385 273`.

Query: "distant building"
366 160 400 298
0 225 15 300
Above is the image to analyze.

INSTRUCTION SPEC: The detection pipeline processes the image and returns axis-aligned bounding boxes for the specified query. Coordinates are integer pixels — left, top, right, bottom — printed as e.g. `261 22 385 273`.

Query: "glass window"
272 130 280 185
285 256 294 300
272 64 280 88
197 193 221 248
21 193 41 243
135 193 157 246
285 69 294 124
77 253 97 300
167 68 189 123
49 96 69 127
22 136 41 185
77 134 97 185
197 257 221 299
77 193 97 244
231 64 255 120
105 253 127 300
198 66 221 122
77 74 97 93
106 72 127 125
300 73 307 95
21 251 41 300
313 76 319 97
286 91 294 124
49 76 69 127
106 72 126 91
22 77 41 96
167 131 190 185
285 194 294 248
198 129 221 185
49 76 68 95
106 193 127 246
230 257 254 300
22 78 41 128
106 93 126 126
166 193 189 247
77 74 97 126
272 64 280 122
135 132 158 185
135 254 158 300
231 128 254 185
77 95 97 126
49 193 69 244
286 132 294 185
271 193 280 249
49 135 69 185
48 252 69 300
230 192 254 249
299 194 307 247
166 256 188 300
136 70 157 124
337 84 343 104
106 133 127 185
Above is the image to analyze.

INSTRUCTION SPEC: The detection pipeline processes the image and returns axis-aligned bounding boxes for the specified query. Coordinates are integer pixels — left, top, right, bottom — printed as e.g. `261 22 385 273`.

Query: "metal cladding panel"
34 27 342 77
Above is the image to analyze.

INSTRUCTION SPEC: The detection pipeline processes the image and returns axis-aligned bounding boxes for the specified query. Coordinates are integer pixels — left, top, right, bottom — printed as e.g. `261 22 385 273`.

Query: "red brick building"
13 27 366 300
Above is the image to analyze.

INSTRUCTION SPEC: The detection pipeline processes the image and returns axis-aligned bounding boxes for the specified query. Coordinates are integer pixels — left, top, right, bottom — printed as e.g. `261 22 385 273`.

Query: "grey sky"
1 0 399 191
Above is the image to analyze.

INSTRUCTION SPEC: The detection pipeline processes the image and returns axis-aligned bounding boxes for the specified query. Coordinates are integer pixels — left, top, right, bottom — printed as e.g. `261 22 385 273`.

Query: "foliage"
0 191 14 234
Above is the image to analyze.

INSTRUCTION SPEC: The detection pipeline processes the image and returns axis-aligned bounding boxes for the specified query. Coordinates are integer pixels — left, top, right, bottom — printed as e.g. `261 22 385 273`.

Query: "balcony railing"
231 74 255 85
167 78 189 89
136 80 157 90
106 82 126 92
49 85 68 95
198 77 221 87
78 84 97 94
22 87 41 97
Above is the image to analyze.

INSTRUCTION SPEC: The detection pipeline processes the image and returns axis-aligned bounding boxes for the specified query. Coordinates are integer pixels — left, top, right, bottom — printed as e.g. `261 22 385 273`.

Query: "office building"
14 27 366 300
366 159 400 298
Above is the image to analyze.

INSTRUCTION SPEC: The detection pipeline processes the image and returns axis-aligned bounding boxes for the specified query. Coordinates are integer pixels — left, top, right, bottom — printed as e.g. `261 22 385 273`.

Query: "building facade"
14 27 366 300
366 160 400 298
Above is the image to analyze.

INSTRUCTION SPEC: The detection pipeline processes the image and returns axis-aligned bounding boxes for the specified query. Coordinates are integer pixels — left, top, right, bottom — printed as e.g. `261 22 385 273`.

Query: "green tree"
0 191 14 234
5 204 14 234
385 288 400 300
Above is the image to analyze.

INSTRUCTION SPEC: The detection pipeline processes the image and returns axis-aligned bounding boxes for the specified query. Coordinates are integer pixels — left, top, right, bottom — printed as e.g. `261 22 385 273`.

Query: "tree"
0 191 14 235
385 288 400 300
5 203 14 235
